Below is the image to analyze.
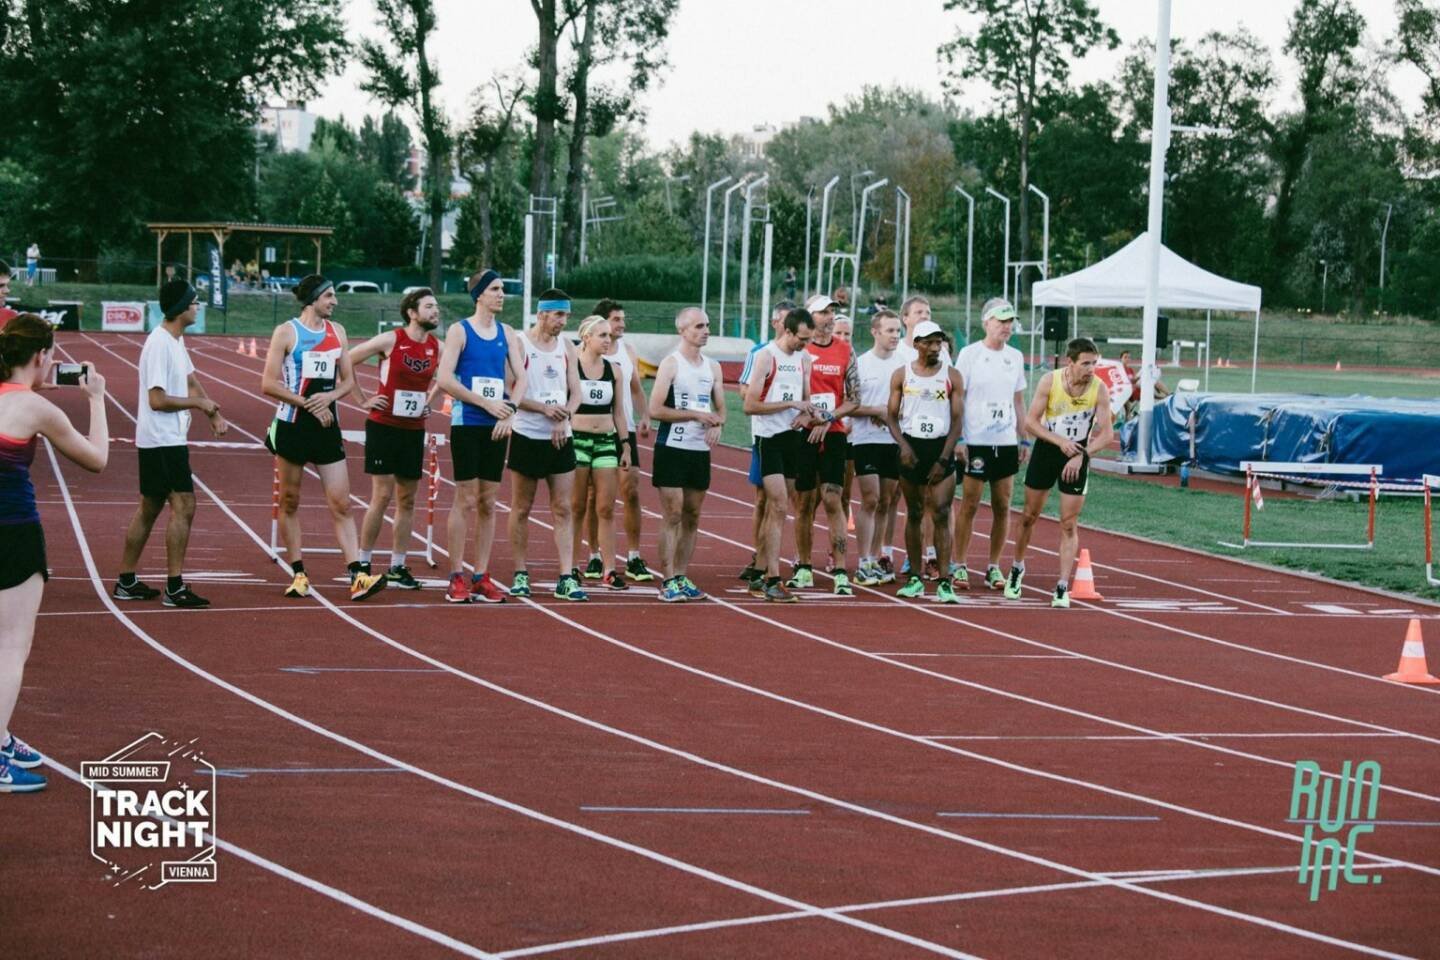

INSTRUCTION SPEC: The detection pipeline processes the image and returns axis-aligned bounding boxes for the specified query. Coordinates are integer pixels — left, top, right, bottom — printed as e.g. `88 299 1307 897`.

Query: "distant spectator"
783 266 797 301
24 243 39 286
163 264 179 285
832 285 850 309
1118 349 1168 419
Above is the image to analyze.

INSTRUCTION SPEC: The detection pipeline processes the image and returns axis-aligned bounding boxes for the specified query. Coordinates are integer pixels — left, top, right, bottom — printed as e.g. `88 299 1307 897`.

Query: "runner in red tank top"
789 295 861 595
349 288 442 589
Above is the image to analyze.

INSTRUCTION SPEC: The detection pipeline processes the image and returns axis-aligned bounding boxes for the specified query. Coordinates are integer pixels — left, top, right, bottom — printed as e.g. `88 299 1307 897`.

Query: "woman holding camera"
0 313 109 792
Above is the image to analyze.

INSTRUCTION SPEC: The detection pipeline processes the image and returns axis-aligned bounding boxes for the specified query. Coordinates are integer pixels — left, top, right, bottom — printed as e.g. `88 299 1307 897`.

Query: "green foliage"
559 254 726 301
0 160 42 257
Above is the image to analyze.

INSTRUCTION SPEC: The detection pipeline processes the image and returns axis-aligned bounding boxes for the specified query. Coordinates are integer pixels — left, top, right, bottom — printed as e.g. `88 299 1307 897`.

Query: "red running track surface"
6 332 1439 959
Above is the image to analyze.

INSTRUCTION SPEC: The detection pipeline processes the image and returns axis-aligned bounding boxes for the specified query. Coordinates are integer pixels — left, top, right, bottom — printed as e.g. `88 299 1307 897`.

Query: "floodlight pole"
522 213 535 330
738 174 769 339
850 169 874 244
901 190 912 301
815 175 840 296
853 178 890 302
803 186 815 302
1028 184 1050 280
893 187 912 297
1379 201 1393 311
760 223 775 344
718 176 750 336
1320 259 1330 313
954 185 975 342
701 175 732 313
984 187 1011 303
579 184 589 266
1137 0 1174 467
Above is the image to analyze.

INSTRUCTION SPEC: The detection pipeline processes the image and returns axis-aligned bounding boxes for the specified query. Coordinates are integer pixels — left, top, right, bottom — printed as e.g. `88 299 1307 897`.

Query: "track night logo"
81 732 217 890
1289 760 1382 901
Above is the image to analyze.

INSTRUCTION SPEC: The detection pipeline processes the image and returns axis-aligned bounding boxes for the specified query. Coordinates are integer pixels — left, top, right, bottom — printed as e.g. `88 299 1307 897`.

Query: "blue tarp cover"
1124 393 1440 481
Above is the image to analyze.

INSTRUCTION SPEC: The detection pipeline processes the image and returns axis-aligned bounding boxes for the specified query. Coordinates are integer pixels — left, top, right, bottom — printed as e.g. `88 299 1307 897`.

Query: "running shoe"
163 585 211 609
350 570 387 602
899 557 912 577
554 573 589 602
747 576 769 599
785 565 814 590
446 573 471 604
625 556 655 582
763 580 798 603
1051 584 1071 609
1 735 43 770
897 575 925 599
737 559 762 581
113 579 161 601
509 571 532 598
853 564 881 587
583 556 604 579
680 577 705 600
284 572 311 598
470 573 507 604
603 570 628 591
877 556 896 583
0 756 45 793
935 579 959 604
923 556 941 581
832 570 853 597
1003 567 1025 600
985 565 1005 590
385 565 422 590
952 566 970 590
660 578 687 603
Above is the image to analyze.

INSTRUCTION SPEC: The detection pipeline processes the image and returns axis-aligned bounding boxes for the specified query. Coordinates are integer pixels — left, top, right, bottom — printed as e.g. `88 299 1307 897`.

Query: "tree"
458 76 526 270
1396 0 1440 117
359 111 416 190
557 0 680 271
939 0 1118 294
0 0 346 262
527 0 572 283
360 0 449 288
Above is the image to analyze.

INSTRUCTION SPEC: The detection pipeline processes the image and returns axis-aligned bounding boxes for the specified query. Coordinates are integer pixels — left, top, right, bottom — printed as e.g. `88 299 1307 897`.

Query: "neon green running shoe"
785 565 814 589
952 566 969 590
832 570 853 596
985 565 1005 590
936 579 959 604
1003 567 1025 600
897 575 925 599
509 571 531 598
1051 584 1070 609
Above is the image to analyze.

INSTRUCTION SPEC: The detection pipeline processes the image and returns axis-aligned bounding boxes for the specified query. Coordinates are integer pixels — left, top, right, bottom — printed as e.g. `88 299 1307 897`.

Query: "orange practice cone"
1335 360 1342 372
1070 549 1104 600
235 339 245 354
1383 620 1440 684
248 337 259 358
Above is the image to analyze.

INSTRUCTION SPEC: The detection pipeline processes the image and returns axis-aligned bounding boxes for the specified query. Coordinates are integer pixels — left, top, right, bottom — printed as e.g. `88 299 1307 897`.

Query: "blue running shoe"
659 577 687 602
0 756 45 793
679 577 705 600
1 735 42 769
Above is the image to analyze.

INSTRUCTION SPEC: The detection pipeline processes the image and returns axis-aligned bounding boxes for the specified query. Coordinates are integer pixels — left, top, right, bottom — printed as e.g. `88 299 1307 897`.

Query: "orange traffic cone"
235 339 245 354
248 337 259 358
1383 620 1440 684
1070 549 1104 600
1334 360 1342 372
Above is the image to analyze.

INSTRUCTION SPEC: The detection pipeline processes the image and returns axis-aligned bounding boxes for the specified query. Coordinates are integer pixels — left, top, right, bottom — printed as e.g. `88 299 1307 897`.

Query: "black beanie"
160 280 197 318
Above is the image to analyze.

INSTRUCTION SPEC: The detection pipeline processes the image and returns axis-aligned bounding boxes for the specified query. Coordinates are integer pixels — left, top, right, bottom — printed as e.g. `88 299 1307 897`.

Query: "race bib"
1054 414 1089 440
536 389 565 407
912 414 945 438
580 379 613 406
470 376 504 402
392 389 425 418
984 400 1012 424
778 385 798 403
811 391 836 413
302 349 339 381
679 392 711 412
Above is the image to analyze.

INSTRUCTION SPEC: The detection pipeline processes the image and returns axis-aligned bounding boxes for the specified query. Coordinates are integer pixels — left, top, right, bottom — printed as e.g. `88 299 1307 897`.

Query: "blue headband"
302 279 333 307
469 269 501 303
537 299 571 312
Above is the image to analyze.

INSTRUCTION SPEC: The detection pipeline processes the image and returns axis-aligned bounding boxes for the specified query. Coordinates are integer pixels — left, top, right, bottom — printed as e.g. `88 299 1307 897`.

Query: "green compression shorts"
574 430 620 469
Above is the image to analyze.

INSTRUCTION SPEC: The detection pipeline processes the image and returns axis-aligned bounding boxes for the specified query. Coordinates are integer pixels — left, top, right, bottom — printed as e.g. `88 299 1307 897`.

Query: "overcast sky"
311 0 1424 148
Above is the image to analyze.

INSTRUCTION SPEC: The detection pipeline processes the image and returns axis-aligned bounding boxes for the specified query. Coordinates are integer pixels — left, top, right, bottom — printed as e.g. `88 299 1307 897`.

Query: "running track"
7 332 1439 958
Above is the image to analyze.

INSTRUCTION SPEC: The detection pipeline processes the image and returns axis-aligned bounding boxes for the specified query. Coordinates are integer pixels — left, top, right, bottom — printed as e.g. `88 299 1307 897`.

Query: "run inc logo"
81 732 217 889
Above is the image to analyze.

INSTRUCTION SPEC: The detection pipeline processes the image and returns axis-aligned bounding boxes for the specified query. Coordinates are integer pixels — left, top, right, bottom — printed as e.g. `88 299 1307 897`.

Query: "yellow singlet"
1045 370 1100 442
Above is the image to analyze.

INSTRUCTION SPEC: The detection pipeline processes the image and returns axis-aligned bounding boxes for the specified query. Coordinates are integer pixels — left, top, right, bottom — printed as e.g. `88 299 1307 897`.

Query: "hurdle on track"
268 431 446 568
1426 475 1440 588
1222 461 1382 551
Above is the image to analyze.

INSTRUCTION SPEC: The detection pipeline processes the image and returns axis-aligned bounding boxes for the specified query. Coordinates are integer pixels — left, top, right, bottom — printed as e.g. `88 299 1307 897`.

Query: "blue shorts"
748 441 762 487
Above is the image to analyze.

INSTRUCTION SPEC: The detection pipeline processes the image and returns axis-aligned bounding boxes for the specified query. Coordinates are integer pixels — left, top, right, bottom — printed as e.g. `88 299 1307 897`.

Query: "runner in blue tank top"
436 269 528 603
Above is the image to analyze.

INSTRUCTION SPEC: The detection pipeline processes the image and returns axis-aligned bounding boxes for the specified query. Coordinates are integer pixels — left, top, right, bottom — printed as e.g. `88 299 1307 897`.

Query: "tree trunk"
559 0 599 273
427 149 444 291
530 0 561 288
416 15 446 291
478 182 494 269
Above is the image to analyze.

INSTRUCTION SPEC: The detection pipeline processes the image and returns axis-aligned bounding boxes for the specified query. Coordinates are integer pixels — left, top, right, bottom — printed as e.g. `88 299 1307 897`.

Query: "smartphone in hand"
54 362 87 386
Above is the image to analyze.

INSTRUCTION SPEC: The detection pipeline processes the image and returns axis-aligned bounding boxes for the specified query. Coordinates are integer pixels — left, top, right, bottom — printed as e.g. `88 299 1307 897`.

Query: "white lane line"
83 350 1429 956
920 733 1405 741
580 807 812 815
42 442 979 960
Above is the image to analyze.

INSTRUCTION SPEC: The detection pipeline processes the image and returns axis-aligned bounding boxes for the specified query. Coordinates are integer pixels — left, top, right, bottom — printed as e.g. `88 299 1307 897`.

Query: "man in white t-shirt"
951 298 1029 590
113 281 227 608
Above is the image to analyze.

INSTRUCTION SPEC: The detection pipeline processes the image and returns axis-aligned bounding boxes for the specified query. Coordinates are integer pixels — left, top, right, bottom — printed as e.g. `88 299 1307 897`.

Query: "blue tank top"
452 318 510 427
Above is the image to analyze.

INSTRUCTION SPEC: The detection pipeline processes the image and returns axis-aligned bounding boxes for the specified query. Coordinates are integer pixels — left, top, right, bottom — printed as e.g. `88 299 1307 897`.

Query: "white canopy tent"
1030 232 1263 392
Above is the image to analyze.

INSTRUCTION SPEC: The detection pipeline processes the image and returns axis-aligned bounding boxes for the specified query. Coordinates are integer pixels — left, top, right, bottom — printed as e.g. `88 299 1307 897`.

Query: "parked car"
336 280 382 294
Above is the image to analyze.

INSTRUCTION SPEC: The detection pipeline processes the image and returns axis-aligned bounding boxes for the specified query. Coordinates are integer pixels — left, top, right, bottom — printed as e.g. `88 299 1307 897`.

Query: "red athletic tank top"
370 327 440 430
806 337 851 434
